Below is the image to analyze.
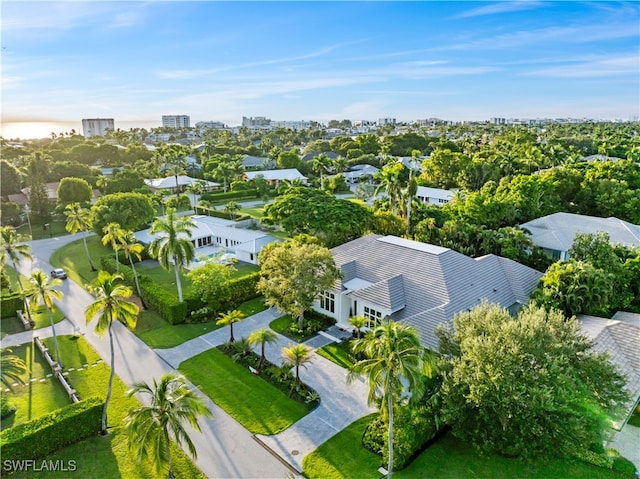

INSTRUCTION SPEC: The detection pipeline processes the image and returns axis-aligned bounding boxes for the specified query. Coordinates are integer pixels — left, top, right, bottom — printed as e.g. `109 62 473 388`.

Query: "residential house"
313 234 543 349
521 212 640 260
343 164 380 184
243 168 308 187
144 176 219 195
579 312 640 429
133 215 277 265
416 186 454 206
241 155 271 170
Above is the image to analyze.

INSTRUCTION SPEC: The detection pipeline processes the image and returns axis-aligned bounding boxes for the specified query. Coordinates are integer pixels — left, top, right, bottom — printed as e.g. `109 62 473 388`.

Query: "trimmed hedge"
1 292 24 319
202 210 251 222
223 272 260 309
200 189 258 203
0 396 103 462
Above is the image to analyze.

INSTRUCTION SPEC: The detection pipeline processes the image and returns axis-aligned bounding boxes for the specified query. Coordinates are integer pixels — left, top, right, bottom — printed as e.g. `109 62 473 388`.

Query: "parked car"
50 268 67 279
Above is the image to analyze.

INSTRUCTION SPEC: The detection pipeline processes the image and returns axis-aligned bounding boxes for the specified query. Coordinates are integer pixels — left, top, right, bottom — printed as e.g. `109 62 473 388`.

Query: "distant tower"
162 115 190 128
82 118 115 137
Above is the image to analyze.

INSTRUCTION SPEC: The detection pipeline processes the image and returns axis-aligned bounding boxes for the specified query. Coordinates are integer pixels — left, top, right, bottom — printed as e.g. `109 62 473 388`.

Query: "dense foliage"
91 192 155 233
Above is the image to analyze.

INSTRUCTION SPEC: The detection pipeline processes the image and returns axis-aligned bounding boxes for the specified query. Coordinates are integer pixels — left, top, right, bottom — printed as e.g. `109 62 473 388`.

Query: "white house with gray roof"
521 212 640 260
416 186 455 206
313 234 543 350
242 168 308 186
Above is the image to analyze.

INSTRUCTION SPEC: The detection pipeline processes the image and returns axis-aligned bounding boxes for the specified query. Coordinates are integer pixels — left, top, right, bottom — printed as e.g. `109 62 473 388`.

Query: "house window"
363 306 382 328
320 291 335 313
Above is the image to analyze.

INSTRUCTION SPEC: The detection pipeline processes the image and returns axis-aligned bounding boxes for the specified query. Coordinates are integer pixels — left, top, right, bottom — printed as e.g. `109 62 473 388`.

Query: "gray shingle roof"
330 234 543 349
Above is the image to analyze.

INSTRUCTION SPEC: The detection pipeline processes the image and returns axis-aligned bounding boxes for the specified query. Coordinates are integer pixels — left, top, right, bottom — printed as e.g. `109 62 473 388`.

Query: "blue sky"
2 1 639 133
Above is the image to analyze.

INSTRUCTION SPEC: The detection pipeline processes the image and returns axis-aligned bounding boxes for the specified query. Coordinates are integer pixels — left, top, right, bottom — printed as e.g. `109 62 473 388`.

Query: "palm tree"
348 320 427 479
248 328 278 367
374 161 404 216
223 200 241 220
102 222 126 274
148 208 195 303
121 231 144 299
312 154 332 190
403 168 418 237
216 309 245 343
85 271 139 434
281 343 313 385
1 226 33 323
1 348 28 391
349 315 367 339
28 270 63 366
124 373 213 479
0 250 11 292
64 202 95 271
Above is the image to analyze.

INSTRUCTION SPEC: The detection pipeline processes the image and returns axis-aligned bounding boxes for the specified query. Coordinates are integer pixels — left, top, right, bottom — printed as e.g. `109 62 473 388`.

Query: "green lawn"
16 218 69 241
627 406 640 427
5 335 204 479
135 262 194 297
135 297 267 349
180 347 309 435
0 304 66 339
303 417 629 479
49 235 110 286
239 205 267 219
316 341 354 369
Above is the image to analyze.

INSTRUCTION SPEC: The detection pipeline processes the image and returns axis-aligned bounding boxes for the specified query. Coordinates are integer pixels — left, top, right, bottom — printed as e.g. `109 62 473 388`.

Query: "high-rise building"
162 115 190 128
242 116 271 129
82 118 115 137
378 117 396 126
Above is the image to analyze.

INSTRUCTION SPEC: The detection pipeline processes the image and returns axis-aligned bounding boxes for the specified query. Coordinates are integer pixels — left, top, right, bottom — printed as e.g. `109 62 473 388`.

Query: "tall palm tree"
216 310 245 343
1 348 28 391
281 343 313 385
248 328 278 367
312 154 332 190
102 222 126 274
348 320 427 479
1 226 33 323
403 168 418 237
125 373 213 479
64 202 95 270
374 161 404 216
223 200 241 220
28 270 63 366
148 208 195 303
85 271 139 434
121 231 144 299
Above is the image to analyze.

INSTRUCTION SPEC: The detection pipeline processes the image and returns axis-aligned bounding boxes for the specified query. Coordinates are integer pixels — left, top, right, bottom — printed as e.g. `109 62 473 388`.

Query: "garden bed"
269 310 336 342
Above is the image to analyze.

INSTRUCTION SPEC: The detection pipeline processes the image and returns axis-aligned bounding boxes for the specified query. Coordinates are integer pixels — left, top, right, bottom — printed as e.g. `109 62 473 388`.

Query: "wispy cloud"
455 1 545 18
525 54 640 78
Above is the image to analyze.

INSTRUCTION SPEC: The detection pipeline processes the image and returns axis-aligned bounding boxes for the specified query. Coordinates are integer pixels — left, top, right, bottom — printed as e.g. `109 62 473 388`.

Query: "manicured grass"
269 311 336 342
135 297 267 349
303 418 628 479
180 347 309 435
239 205 267 219
316 341 354 369
627 406 640 427
50 235 110 286
0 305 66 339
136 262 194 297
16 218 69 240
6 335 204 479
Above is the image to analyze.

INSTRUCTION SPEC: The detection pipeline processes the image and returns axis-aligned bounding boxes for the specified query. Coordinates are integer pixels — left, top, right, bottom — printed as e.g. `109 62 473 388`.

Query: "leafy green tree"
223 200 241 220
29 270 63 366
105 168 146 194
216 309 245 343
213 159 243 192
257 235 341 329
281 343 313 385
102 222 126 274
437 302 629 460
65 202 95 270
56 177 92 205
148 208 195 303
28 153 51 221
348 320 428 479
85 271 139 434
0 200 22 227
0 160 22 195
91 192 155 234
1 226 33 323
1 348 28 391
125 373 213 479
276 150 302 170
248 328 278 367
187 261 234 313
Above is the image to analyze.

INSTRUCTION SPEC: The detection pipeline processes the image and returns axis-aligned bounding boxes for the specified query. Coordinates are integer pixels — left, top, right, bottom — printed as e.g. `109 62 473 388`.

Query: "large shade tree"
148 208 195 303
125 373 213 479
257 235 341 329
1 226 33 323
437 302 628 460
348 320 427 479
29 270 64 366
85 271 139 434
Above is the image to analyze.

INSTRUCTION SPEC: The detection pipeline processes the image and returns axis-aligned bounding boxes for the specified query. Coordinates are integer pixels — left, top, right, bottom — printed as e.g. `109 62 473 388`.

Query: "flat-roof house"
312 234 543 349
579 312 640 429
243 169 308 186
416 186 454 206
144 176 219 195
133 215 277 265
343 164 379 184
521 212 640 260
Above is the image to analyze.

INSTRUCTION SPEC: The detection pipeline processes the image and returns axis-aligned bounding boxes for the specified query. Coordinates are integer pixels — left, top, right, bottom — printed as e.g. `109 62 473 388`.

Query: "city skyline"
2 1 639 139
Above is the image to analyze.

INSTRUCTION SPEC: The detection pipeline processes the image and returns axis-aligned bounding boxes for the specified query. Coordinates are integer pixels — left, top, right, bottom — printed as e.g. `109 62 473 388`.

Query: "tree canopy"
57 177 92 205
90 192 155 234
437 302 628 460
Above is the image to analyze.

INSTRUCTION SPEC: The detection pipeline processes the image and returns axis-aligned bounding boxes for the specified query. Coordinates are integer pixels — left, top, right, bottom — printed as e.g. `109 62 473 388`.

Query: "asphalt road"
6 233 293 479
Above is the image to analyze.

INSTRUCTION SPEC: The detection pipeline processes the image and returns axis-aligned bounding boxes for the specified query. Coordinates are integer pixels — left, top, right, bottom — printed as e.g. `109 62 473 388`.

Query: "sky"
1 1 639 138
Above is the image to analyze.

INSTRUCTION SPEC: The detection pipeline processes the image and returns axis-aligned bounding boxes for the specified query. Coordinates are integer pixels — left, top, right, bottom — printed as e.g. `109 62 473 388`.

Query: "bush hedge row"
184 272 260 316
201 210 251 222
200 189 258 203
0 292 24 319
0 396 103 462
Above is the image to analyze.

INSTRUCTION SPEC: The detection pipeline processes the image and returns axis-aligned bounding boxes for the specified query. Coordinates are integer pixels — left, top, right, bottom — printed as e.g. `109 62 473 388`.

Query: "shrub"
0 396 102 462
221 273 260 310
203 209 251 222
0 292 24 319
139 277 187 325
165 194 192 211
0 395 17 419
611 455 637 477
200 189 258 203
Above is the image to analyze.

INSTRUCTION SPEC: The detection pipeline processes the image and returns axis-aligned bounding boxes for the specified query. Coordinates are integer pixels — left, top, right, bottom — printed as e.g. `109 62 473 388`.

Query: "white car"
50 268 68 279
